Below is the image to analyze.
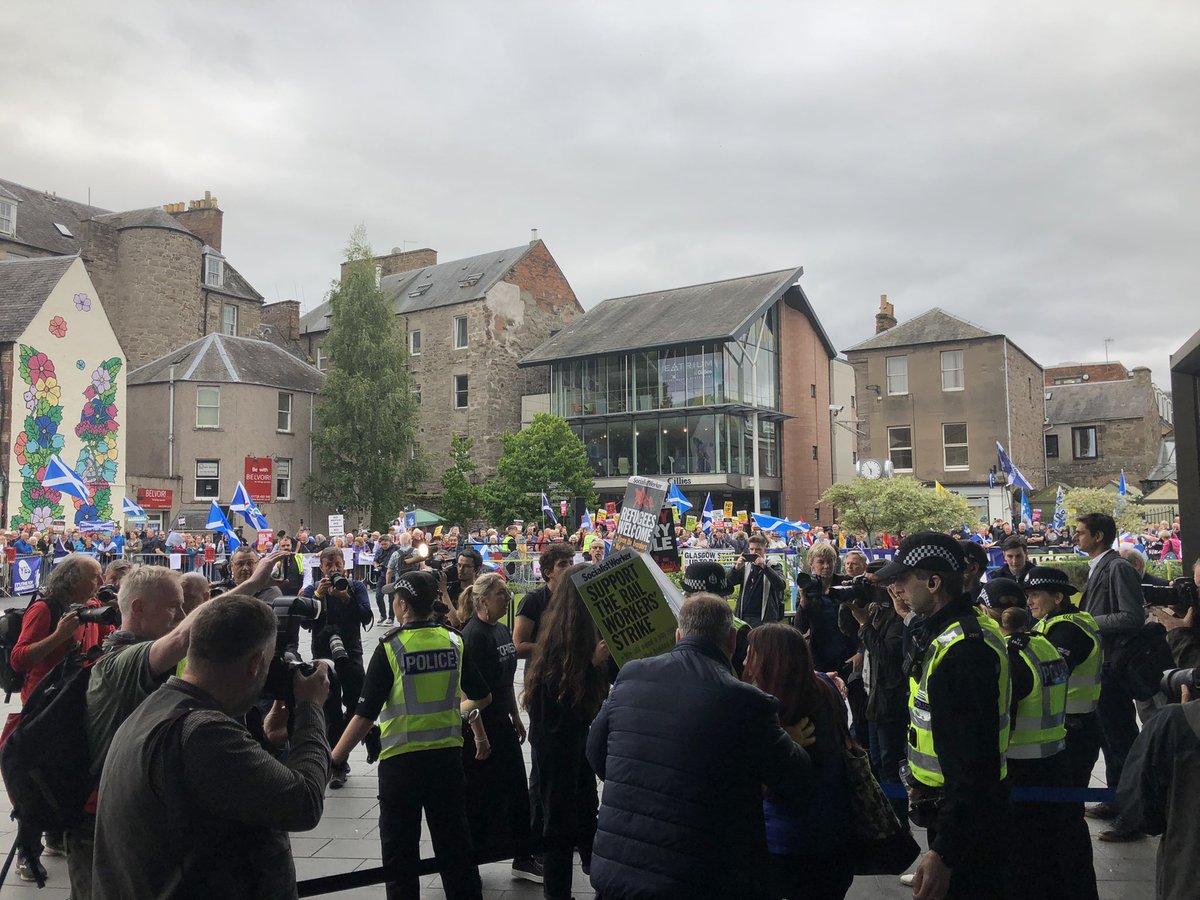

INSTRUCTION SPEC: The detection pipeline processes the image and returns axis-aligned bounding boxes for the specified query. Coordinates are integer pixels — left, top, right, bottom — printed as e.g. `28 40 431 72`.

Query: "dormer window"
0 199 15 236
408 284 431 298
204 253 224 287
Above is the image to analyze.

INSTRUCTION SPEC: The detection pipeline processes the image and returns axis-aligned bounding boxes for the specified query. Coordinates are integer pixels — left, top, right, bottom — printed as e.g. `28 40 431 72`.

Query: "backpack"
0 608 27 699
0 651 95 834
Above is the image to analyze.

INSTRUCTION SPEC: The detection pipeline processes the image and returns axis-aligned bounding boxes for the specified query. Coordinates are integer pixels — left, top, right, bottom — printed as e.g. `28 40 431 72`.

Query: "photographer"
725 533 786 627
1146 559 1200 669
300 546 372 788
793 542 855 676
92 596 330 900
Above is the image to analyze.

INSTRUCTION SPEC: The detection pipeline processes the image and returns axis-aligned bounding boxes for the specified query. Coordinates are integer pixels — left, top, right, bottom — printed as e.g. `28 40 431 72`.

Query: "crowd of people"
0 506 1195 900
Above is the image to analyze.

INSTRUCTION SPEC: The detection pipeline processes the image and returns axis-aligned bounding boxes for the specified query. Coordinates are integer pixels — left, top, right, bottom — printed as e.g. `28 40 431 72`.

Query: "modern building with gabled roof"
300 237 584 496
519 267 836 521
844 297 1045 522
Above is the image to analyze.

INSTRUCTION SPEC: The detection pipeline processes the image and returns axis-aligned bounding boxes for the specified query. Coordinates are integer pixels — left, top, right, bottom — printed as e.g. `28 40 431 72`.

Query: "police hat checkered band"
900 545 961 570
394 575 419 600
1028 576 1072 590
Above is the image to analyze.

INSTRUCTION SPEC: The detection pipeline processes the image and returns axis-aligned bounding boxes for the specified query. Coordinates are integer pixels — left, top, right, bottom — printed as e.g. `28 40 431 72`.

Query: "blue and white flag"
581 508 593 530
1052 486 1066 530
229 482 270 530
470 540 502 570
41 454 91 503
1020 491 1033 528
995 441 1033 492
540 492 558 525
79 520 117 533
667 482 693 513
700 494 714 534
206 501 241 552
1118 470 1127 496
752 513 809 534
405 512 417 529
122 496 146 519
246 504 270 531
11 555 42 595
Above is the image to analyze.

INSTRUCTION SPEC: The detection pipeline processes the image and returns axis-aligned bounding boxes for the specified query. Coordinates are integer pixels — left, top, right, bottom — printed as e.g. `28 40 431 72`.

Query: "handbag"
837 719 921 875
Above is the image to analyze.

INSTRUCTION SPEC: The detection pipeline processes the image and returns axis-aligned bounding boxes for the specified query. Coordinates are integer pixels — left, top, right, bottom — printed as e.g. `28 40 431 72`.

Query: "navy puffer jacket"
586 637 811 900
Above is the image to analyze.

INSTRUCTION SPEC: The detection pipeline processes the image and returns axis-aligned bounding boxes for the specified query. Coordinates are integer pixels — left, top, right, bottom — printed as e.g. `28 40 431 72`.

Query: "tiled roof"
0 177 108 255
128 333 324 392
844 308 994 352
1046 379 1145 425
0 255 77 342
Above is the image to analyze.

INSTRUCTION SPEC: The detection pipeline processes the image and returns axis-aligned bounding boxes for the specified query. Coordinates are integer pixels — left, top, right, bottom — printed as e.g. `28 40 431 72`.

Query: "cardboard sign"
573 549 684 667
611 476 669 554
328 514 345 537
685 514 698 532
256 530 273 552
605 502 617 516
205 543 217 563
649 507 681 573
737 510 749 525
244 457 273 503
722 501 734 520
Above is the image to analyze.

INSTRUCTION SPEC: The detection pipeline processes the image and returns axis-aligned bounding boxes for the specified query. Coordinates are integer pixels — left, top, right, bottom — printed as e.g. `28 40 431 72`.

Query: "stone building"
1043 364 1174 489
0 178 296 370
844 298 1044 522
0 256 126 528
125 333 329 535
518 267 837 522
299 238 583 494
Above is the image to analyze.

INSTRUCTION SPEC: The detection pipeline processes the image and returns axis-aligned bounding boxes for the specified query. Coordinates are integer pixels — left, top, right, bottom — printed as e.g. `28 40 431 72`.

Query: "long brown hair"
744 623 839 727
523 563 609 719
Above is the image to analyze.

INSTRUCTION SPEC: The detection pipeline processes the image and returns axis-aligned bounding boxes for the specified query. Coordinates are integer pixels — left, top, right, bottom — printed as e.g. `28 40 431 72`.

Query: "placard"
328 514 345 537
11 556 42 595
573 549 683 667
244 457 273 503
723 501 734 520
611 476 669 554
256 530 273 552
649 507 681 573
196 462 219 478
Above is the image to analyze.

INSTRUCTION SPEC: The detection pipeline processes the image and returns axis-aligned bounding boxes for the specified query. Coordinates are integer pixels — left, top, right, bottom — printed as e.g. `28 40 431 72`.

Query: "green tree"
306 228 424 526
483 414 597 525
1063 487 1145 536
819 477 974 540
439 435 482 526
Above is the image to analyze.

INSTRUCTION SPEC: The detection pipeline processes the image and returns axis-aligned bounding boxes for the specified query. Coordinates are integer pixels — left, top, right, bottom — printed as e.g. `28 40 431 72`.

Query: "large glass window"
659 348 688 408
726 414 745 474
561 361 582 415
660 416 688 474
582 358 605 415
635 351 660 411
886 357 908 395
743 418 755 475
888 426 913 471
607 356 628 414
943 423 969 469
724 346 742 404
635 421 660 475
759 419 779 477
609 421 633 477
583 422 608 477
688 414 717 473
941 351 964 391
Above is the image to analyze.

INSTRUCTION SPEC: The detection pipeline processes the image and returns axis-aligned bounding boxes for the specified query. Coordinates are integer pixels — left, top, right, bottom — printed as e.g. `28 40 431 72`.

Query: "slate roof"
300 243 536 335
128 333 324 393
0 255 77 342
0 177 109 255
1045 378 1144 425
844 308 994 353
520 268 832 365
90 207 196 237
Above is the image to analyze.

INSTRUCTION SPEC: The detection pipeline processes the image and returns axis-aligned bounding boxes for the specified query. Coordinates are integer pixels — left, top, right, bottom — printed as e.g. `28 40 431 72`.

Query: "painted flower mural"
72 356 122 525
49 316 68 338
73 293 92 312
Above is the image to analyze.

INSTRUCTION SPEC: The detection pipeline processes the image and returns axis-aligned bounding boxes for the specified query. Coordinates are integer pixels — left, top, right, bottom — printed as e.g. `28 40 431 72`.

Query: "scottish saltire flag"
79 520 117 533
122 496 146 518
752 513 810 534
230 482 270 530
246 504 270 531
995 441 1033 492
41 454 91 503
989 470 996 488
581 508 594 530
206 501 241 552
1053 486 1066 530
667 482 693 513
700 494 714 534
1119 470 1127 496
470 540 502 570
1020 491 1033 527
540 492 558 525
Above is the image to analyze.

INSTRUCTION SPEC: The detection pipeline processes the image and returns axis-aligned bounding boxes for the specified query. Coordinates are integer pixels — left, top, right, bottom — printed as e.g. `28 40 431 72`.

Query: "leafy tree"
1063 487 1145 536
819 477 974 540
306 228 424 526
439 435 482 526
483 414 596 525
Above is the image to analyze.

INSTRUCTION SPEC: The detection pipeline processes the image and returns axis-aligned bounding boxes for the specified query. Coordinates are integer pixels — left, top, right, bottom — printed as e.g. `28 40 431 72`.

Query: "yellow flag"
935 481 947 495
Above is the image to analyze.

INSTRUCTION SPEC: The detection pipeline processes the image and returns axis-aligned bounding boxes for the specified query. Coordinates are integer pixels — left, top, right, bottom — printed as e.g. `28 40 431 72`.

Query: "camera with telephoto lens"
329 573 350 593
828 575 875 609
793 572 825 604
325 630 349 665
71 603 121 627
262 595 325 704
96 584 118 605
1161 667 1200 701
1142 578 1200 619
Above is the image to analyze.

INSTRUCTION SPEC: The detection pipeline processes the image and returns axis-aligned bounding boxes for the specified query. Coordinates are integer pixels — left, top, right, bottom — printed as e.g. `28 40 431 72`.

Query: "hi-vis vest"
1006 632 1068 760
1032 611 1103 715
908 613 1011 788
378 624 463 760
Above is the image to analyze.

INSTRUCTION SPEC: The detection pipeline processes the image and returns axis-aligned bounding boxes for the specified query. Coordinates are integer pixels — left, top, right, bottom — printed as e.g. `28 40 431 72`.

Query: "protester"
513 543 577 659
587 594 811 899
996 536 1035 584
92 596 331 900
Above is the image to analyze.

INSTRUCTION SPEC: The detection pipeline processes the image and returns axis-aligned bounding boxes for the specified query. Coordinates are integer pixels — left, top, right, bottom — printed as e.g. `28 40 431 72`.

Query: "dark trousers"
378 748 482 900
1063 711 1103 789
1096 667 1139 794
926 822 1005 900
868 718 908 825
531 722 599 900
767 851 853 900
375 580 390 619
846 677 870 755
462 723 532 860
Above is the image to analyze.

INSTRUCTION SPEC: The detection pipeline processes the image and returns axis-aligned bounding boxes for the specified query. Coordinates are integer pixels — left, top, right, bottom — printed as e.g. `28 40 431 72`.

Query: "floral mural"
73 357 123 524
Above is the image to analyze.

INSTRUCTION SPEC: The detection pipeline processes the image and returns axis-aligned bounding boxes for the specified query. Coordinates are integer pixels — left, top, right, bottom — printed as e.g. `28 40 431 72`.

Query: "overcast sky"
8 1 1199 384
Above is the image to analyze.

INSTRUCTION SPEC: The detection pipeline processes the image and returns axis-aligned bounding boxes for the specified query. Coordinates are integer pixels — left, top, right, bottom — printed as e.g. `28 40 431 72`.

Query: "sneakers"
17 856 47 883
899 873 916 886
329 761 350 789
43 837 65 858
1085 802 1119 820
1099 817 1146 843
512 855 545 883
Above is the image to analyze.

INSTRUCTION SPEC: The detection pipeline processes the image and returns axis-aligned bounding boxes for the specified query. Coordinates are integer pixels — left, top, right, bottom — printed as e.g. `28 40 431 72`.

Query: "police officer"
682 561 751 677
331 571 493 900
876 532 1011 900
979 578 1098 900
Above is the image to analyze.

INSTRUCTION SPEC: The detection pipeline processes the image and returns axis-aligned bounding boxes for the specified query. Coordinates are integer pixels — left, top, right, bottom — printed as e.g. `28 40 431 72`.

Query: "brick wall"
261 300 301 342
1045 362 1127 385
1006 341 1047 489
778 299 832 520
341 248 437 283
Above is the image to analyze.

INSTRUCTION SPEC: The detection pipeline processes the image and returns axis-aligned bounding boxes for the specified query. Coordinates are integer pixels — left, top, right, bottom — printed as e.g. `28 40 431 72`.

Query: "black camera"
96 584 118 604
72 604 121 627
1161 667 1200 701
329 574 350 593
1143 578 1200 618
828 575 875 609
742 551 759 563
262 595 324 703
326 631 349 665
794 571 825 603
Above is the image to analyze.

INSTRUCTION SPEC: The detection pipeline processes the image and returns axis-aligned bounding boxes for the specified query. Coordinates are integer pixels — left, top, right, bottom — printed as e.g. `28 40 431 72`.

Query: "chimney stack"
875 294 897 334
165 190 223 251
339 247 437 284
530 227 539 245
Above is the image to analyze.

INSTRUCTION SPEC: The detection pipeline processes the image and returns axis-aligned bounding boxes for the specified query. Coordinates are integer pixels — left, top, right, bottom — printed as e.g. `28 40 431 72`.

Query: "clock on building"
856 458 893 480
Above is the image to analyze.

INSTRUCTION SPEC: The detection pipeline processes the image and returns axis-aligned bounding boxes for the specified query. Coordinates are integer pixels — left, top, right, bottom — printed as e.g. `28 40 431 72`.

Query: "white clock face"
861 459 883 479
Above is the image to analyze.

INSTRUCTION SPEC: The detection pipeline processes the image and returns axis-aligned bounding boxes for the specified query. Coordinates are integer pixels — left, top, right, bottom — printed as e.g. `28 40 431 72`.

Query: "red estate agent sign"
137 488 173 509
244 457 273 503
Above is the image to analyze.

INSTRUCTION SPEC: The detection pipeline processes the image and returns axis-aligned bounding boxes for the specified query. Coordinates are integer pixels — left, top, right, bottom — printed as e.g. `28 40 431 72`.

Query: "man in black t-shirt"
513 543 577 659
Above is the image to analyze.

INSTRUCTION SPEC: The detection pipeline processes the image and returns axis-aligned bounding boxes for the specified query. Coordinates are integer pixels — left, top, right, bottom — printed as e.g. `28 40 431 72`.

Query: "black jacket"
726 560 787 627
586 637 810 900
858 606 908 723
1081 550 1145 653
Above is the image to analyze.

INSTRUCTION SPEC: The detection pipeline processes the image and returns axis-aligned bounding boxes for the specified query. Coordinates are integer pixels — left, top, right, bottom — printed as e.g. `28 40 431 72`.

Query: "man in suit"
1076 512 1146 841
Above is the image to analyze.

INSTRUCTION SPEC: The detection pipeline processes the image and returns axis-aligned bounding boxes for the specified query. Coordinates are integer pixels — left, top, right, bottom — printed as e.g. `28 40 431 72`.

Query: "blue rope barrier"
879 782 1116 803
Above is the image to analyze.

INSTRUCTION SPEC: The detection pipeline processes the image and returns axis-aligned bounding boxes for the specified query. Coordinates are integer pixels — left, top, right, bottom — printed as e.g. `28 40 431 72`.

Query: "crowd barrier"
0 550 230 598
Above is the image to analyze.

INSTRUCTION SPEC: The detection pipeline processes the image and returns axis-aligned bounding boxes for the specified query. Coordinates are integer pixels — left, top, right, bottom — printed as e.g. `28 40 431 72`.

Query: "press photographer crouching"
92 595 331 900
300 546 371 788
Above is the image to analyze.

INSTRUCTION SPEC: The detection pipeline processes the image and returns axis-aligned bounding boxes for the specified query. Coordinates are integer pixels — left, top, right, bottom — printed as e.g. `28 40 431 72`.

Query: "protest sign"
685 514 697 532
573 549 684 667
722 501 734 520
257 530 273 552
11 556 42 594
611 476 669 554
327 514 345 538
605 502 618 516
649 507 681 573
737 510 749 526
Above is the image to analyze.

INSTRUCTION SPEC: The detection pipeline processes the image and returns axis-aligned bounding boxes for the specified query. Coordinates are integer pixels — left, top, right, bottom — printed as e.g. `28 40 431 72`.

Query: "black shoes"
17 855 47 883
512 855 545 883
330 761 350 789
